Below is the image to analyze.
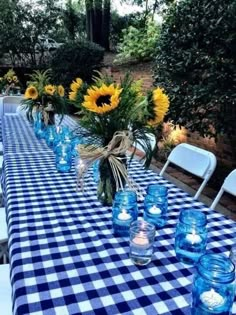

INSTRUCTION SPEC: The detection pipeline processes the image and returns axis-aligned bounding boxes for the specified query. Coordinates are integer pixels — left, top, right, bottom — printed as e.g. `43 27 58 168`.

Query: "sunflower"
45 85 56 95
148 87 169 125
57 85 65 97
82 84 122 114
24 86 38 100
70 78 83 92
69 91 77 101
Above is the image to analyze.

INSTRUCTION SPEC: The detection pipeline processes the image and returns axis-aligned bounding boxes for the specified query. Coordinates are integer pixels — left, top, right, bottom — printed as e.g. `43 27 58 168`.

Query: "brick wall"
102 60 236 170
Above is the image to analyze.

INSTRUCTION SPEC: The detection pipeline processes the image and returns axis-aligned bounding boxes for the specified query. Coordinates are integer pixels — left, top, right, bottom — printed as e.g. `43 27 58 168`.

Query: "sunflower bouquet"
69 72 169 204
22 70 67 125
0 69 21 95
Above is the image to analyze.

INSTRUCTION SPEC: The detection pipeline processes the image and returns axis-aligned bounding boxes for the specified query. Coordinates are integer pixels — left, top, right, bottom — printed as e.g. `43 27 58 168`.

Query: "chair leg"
159 161 170 177
211 188 224 210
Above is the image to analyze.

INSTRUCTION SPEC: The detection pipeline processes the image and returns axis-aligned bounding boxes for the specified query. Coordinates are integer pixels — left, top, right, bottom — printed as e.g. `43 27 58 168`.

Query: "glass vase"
97 155 127 206
192 253 235 315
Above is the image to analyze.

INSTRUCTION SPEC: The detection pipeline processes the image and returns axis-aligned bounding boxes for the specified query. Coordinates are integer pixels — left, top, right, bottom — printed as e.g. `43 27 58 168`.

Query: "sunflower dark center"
96 95 111 107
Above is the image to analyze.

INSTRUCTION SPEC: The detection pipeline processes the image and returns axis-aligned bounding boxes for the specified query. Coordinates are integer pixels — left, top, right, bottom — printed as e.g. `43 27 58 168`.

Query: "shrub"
154 0 236 138
50 40 104 87
115 19 160 64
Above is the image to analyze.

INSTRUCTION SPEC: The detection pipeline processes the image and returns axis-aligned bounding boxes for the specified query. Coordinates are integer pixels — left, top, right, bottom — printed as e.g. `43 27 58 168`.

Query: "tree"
154 0 236 138
0 0 62 66
62 0 86 41
85 0 111 50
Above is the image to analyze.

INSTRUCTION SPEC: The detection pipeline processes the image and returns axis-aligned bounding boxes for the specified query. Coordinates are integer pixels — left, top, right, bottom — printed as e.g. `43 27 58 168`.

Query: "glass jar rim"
130 220 155 234
179 209 207 227
197 253 235 283
147 184 168 195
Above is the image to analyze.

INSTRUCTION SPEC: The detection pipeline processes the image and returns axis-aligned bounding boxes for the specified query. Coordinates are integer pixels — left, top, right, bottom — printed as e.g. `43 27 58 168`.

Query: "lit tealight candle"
118 209 131 221
186 230 201 244
149 205 161 215
200 288 225 309
132 231 149 246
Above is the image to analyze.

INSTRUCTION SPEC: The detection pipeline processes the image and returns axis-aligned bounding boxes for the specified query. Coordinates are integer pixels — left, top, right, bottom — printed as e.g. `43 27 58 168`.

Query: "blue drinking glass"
192 253 235 315
112 190 138 237
175 209 207 265
144 184 168 228
55 143 72 172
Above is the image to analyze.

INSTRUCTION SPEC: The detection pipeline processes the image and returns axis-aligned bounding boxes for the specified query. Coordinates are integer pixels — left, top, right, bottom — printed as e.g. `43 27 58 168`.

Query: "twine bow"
77 131 134 192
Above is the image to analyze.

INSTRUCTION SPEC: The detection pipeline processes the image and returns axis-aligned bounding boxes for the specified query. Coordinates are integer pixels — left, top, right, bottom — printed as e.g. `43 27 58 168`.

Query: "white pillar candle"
149 205 161 215
200 288 225 309
186 230 201 244
118 209 131 221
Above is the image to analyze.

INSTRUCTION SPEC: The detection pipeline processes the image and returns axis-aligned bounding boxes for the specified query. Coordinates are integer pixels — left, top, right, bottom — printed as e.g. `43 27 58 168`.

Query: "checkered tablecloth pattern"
2 115 236 315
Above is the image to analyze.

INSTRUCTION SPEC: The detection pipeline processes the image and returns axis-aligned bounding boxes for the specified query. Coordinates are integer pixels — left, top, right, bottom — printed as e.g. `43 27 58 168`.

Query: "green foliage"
0 0 62 67
115 18 160 64
154 0 236 138
50 41 104 86
110 11 147 48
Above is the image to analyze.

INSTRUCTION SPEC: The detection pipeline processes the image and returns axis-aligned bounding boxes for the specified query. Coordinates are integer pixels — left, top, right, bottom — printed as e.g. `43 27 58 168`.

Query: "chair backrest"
160 143 217 199
223 169 236 195
2 96 24 115
211 169 236 209
134 133 156 153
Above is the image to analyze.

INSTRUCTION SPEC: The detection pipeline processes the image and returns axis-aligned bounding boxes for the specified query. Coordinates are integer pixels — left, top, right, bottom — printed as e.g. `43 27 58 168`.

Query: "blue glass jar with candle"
55 142 72 172
175 209 207 265
192 253 235 315
112 190 138 237
144 184 168 228
46 126 56 148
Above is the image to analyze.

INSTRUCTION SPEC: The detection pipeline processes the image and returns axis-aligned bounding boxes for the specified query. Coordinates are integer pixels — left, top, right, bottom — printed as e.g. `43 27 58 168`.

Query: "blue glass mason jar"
192 253 235 315
55 143 72 172
175 209 207 265
144 184 168 228
45 126 56 148
112 190 138 237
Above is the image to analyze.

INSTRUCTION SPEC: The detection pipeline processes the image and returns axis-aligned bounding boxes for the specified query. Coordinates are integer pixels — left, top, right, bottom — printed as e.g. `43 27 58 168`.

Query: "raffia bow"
43 103 54 126
77 130 134 191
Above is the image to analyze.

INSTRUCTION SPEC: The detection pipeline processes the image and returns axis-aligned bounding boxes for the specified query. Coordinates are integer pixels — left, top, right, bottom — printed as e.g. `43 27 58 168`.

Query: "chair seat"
0 264 12 315
0 208 7 242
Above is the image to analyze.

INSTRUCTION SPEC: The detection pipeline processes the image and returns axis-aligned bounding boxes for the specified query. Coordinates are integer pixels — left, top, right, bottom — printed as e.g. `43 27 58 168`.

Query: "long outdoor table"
2 114 236 315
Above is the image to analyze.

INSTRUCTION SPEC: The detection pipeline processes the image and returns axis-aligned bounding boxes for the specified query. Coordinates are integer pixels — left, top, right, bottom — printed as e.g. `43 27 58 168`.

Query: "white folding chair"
211 169 236 209
160 143 217 199
0 264 12 315
134 133 156 153
0 208 8 264
2 96 24 116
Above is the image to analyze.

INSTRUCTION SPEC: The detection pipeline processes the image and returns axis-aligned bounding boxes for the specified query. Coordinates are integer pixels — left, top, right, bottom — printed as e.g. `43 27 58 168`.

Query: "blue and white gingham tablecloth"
2 114 236 315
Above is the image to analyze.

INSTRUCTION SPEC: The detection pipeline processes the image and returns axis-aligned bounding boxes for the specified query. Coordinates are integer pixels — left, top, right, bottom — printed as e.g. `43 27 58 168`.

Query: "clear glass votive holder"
144 184 168 228
55 143 72 172
112 190 138 237
175 209 207 265
129 220 156 266
192 253 235 315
